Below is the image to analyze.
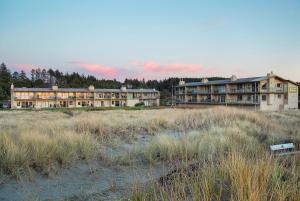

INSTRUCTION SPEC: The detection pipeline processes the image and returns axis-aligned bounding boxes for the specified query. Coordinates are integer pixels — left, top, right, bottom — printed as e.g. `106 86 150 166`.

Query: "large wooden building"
175 72 298 111
10 85 160 109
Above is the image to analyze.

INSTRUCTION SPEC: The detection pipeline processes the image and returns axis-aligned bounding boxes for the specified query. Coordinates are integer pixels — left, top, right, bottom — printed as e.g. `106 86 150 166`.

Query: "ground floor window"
262 95 267 101
237 95 243 101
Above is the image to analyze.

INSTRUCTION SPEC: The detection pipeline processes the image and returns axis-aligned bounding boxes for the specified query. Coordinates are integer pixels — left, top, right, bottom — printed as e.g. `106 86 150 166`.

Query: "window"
237 95 243 101
262 83 267 90
278 94 281 99
17 102 20 106
70 101 73 105
255 95 259 103
277 83 281 88
262 95 267 101
78 102 81 105
112 101 115 105
247 95 251 101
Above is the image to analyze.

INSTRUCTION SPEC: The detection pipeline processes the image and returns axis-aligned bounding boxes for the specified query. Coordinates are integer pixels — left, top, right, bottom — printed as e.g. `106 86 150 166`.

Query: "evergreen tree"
0 63 11 101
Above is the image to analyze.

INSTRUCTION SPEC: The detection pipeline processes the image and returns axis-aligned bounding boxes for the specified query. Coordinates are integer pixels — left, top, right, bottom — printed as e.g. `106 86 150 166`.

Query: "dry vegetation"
0 107 300 200
128 108 300 201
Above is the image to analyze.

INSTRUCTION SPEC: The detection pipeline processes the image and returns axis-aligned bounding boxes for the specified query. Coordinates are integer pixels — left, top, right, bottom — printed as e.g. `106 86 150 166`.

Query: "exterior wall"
285 82 298 110
175 74 298 111
11 87 160 109
260 93 284 111
127 99 139 107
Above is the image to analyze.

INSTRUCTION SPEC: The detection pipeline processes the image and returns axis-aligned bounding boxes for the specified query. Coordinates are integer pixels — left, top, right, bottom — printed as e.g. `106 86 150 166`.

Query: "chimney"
179 79 185 85
52 85 58 90
88 85 95 91
121 86 127 91
202 78 208 83
230 75 237 81
267 71 274 77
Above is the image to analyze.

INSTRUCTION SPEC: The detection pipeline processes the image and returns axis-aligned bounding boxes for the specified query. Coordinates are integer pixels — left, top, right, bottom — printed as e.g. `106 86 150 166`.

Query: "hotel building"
175 72 298 111
10 85 160 109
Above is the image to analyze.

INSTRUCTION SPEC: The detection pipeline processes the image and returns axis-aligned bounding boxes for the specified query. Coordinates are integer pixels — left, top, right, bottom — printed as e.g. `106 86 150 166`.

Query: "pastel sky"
1 0 300 81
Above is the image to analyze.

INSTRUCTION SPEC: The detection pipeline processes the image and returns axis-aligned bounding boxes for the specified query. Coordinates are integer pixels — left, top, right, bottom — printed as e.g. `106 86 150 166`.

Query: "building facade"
11 85 160 109
175 72 298 111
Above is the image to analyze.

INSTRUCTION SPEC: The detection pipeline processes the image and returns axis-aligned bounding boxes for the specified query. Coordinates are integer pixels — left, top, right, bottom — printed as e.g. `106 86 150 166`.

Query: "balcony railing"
179 99 259 105
176 90 185 94
184 87 285 94
186 89 211 94
227 88 257 93
226 99 259 104
260 87 284 93
212 90 226 94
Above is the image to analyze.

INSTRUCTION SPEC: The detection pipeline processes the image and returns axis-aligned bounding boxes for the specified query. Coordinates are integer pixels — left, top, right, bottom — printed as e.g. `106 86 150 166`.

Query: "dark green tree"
0 63 11 101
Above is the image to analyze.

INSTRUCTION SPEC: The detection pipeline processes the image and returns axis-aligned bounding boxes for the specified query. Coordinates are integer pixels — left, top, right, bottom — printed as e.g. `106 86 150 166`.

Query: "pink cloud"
11 64 42 72
70 61 119 77
131 60 203 74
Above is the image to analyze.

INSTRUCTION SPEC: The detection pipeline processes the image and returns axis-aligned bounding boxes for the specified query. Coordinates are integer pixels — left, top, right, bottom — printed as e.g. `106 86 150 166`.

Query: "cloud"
69 61 120 77
10 64 42 72
131 60 204 74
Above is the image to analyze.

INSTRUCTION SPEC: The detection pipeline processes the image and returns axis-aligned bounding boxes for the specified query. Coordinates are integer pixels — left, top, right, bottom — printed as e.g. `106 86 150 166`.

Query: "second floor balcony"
186 89 211 94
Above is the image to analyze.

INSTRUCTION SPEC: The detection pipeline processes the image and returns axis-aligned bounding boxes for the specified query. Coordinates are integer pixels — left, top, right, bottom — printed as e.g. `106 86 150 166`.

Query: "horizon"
1 0 300 82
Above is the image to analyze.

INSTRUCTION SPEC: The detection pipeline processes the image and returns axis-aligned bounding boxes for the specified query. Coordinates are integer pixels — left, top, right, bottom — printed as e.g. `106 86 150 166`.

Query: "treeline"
0 62 226 102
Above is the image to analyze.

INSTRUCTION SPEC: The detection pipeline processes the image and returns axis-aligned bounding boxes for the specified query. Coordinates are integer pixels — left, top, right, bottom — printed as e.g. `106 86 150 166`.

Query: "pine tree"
0 63 11 101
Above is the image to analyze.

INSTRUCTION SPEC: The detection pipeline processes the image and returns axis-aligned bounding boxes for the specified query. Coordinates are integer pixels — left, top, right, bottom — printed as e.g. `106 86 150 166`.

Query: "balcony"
212 90 226 94
263 87 284 93
14 96 35 100
187 89 211 94
227 88 257 93
186 99 213 104
226 99 259 104
176 90 185 95
180 99 259 105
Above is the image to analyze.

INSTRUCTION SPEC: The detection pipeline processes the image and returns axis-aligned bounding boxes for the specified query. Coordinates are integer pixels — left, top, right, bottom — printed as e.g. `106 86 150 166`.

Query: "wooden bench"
270 143 300 156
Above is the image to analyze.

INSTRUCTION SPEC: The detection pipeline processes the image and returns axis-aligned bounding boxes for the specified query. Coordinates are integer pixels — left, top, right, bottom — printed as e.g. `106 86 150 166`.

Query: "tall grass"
1 106 299 200
129 151 300 201
0 131 99 177
127 107 300 201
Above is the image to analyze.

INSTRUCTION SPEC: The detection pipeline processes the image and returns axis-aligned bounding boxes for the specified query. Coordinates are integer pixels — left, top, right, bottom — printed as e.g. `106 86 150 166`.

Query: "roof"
177 76 267 87
13 87 159 93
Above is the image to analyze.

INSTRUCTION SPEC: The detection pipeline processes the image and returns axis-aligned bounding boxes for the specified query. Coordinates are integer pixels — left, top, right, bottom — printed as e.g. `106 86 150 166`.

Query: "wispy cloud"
69 61 120 77
10 64 41 72
131 60 204 74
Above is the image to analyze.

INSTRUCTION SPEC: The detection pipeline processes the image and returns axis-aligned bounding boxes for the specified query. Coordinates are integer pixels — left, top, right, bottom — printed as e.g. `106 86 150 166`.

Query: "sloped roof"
178 76 267 87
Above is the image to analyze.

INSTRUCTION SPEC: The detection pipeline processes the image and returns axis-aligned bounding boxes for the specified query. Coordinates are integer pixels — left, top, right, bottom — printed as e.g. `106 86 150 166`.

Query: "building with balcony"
10 85 160 109
175 72 298 111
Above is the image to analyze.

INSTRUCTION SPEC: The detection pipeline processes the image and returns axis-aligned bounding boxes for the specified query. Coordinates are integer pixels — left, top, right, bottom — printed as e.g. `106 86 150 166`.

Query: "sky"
0 0 300 81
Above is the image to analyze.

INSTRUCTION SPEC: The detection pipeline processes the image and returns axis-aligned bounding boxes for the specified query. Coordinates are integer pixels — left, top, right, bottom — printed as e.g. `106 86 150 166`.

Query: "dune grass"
0 109 175 177
0 107 300 201
127 108 300 201
129 150 300 201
